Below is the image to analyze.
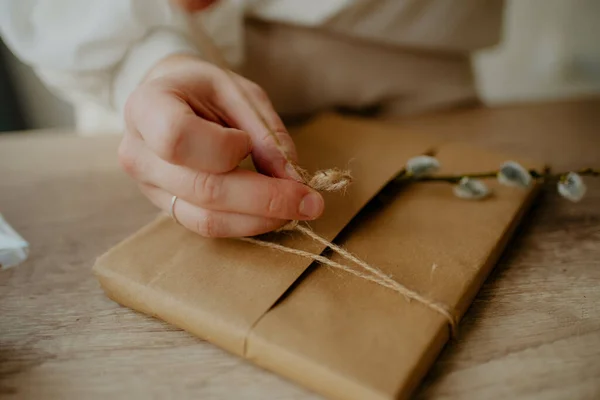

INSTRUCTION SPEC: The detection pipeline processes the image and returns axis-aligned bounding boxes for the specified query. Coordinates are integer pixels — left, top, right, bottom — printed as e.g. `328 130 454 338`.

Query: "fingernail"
299 192 324 219
286 163 303 182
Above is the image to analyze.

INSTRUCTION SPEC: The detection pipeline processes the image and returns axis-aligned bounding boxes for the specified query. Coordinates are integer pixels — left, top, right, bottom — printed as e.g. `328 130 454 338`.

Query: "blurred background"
0 0 599 133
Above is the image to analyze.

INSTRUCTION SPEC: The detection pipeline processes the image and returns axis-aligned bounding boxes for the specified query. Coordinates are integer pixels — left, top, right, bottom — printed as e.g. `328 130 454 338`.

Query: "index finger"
125 83 252 173
212 74 302 181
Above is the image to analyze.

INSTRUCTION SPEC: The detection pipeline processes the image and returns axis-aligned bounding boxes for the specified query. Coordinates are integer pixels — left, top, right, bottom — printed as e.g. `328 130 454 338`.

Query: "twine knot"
308 168 353 192
276 167 353 232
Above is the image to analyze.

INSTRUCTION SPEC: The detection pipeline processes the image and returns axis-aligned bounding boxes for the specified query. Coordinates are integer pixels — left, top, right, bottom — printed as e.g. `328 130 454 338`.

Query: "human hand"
118 54 324 237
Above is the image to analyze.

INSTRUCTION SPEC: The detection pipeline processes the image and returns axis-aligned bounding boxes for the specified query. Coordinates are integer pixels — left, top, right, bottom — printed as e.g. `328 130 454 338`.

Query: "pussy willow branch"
394 168 600 184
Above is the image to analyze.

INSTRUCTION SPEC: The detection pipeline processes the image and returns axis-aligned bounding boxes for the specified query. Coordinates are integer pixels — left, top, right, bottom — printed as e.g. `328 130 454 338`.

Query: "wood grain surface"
1 100 599 399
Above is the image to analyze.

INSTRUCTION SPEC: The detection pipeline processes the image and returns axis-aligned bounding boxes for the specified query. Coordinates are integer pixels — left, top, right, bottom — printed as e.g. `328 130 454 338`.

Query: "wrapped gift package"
94 114 541 400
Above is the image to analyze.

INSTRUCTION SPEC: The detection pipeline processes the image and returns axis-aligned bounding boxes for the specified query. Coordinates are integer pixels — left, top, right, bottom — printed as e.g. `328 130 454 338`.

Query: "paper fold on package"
94 114 541 400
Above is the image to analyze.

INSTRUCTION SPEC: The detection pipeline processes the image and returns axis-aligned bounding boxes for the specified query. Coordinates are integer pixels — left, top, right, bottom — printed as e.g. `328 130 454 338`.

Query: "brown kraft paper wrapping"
93 114 541 399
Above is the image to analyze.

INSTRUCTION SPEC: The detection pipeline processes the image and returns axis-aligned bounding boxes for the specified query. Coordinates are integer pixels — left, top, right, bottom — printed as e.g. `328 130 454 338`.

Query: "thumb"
216 75 304 182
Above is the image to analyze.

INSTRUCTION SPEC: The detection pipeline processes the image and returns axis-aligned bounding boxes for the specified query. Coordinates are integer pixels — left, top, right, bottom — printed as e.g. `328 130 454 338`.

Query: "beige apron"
243 0 504 117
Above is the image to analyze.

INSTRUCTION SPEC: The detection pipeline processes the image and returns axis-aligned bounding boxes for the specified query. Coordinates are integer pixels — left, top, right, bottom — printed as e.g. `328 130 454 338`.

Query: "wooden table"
1 100 599 399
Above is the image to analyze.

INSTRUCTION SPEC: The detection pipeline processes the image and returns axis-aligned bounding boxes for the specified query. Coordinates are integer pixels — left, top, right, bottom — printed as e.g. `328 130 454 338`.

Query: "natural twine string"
242 225 456 331
183 13 457 334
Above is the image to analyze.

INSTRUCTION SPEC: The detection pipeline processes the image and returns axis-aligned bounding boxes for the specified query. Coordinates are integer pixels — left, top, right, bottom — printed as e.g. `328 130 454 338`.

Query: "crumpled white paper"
0 214 29 270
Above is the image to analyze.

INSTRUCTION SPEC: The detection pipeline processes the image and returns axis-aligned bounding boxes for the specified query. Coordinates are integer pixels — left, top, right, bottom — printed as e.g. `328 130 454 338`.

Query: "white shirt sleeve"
0 0 200 119
0 0 354 132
